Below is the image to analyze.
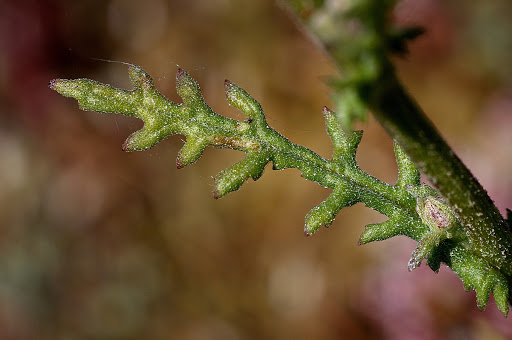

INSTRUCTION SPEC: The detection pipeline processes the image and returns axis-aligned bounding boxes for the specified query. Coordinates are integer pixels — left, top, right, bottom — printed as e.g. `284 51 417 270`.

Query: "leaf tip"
48 78 81 98
224 80 239 104
407 258 420 272
126 64 155 91
176 67 188 83
176 67 202 102
176 158 183 169
48 79 59 90
322 106 332 114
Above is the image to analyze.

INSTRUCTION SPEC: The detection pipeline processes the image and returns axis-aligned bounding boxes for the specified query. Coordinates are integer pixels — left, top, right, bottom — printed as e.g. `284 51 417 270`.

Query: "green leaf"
50 64 511 315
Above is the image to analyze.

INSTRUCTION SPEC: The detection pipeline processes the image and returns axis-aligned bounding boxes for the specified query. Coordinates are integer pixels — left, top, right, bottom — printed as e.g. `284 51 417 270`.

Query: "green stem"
366 60 512 275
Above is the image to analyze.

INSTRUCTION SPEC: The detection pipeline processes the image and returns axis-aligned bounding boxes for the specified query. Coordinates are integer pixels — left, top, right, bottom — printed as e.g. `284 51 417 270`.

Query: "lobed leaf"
50 64 511 315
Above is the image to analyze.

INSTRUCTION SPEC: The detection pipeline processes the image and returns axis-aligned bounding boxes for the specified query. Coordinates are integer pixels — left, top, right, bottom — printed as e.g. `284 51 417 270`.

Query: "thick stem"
366 60 512 275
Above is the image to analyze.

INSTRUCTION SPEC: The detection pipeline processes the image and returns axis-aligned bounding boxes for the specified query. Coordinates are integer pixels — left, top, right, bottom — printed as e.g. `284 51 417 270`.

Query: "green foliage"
50 64 511 315
296 0 423 126
288 0 512 314
302 0 402 128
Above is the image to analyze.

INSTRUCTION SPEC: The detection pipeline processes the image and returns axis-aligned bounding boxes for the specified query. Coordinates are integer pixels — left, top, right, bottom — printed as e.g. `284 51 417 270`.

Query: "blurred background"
1 0 512 338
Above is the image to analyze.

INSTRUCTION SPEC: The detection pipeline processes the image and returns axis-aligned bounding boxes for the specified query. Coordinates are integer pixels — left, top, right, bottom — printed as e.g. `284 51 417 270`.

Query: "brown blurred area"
1 0 512 338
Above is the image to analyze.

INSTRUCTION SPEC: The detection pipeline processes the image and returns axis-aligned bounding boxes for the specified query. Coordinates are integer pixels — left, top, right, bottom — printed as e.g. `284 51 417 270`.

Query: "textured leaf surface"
50 64 511 315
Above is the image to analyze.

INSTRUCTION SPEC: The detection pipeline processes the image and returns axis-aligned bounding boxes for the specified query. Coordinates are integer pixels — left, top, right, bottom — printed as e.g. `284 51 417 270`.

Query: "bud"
417 196 457 235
